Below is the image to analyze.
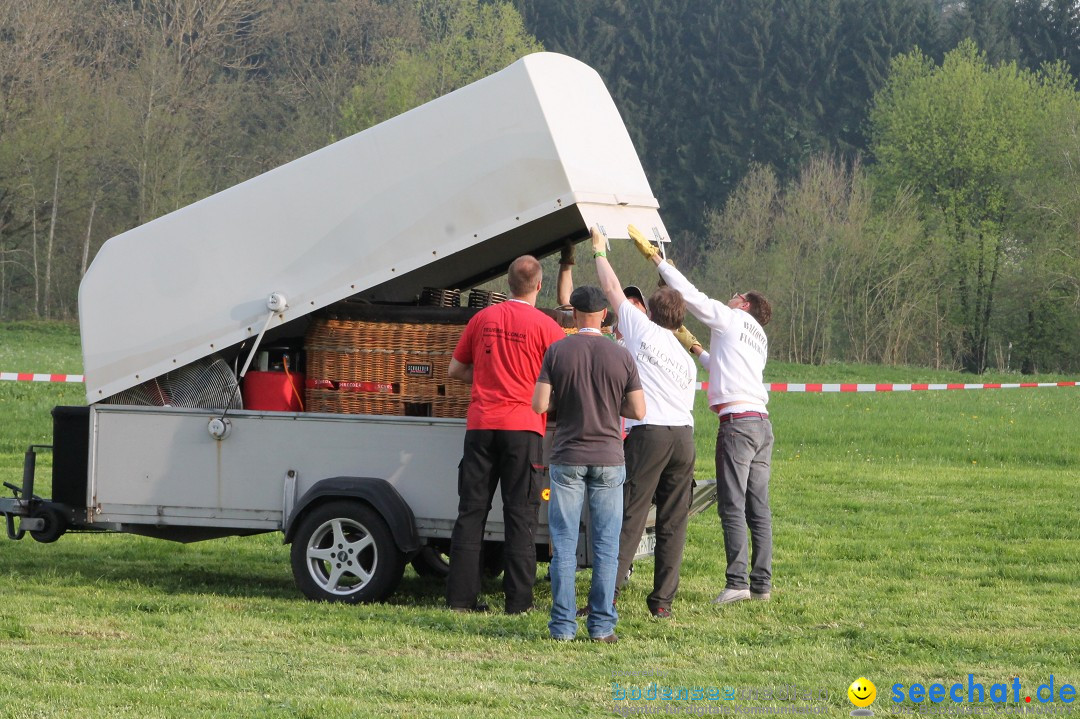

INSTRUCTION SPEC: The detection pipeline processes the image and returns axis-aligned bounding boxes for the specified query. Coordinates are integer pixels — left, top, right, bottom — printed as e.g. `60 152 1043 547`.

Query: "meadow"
1 322 1077 718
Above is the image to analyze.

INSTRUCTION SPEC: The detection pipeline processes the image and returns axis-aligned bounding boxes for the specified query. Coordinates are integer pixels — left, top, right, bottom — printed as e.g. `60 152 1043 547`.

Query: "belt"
718 411 768 423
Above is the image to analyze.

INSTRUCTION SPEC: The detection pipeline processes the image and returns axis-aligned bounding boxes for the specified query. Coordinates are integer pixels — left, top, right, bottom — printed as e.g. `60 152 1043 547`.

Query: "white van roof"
78 52 669 402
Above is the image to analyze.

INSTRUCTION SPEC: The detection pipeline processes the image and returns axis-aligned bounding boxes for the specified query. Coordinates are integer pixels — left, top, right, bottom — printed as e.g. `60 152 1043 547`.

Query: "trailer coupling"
1 444 59 541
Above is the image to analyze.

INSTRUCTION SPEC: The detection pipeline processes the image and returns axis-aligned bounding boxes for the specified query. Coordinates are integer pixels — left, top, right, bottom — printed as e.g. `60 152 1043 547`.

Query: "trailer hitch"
2 444 51 540
4 510 45 540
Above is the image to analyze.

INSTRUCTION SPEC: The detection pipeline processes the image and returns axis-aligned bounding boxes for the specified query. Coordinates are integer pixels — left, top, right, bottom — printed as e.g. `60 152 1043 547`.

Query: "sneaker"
750 591 771 601
449 601 490 613
650 606 672 619
591 633 618 643
711 588 751 605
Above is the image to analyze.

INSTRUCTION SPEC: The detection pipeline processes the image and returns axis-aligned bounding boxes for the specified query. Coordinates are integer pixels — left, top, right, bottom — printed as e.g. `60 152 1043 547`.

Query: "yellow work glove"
559 242 575 266
673 325 701 353
627 224 659 260
590 226 608 256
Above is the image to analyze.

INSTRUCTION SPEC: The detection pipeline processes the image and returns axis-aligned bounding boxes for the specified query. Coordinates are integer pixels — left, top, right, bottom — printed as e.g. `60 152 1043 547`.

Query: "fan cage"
102 356 242 409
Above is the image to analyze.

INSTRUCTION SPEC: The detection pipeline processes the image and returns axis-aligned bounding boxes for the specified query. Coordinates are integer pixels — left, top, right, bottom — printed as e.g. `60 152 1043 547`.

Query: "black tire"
289 500 405 603
411 544 451 578
411 540 505 579
29 506 67 544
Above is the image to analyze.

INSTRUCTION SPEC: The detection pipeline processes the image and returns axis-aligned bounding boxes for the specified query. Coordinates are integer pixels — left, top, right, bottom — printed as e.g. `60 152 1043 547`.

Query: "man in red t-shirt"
446 255 565 614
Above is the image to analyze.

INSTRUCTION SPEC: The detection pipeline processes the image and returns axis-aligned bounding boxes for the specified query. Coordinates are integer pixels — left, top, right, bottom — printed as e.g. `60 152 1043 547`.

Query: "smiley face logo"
541 488 551 501
848 677 876 709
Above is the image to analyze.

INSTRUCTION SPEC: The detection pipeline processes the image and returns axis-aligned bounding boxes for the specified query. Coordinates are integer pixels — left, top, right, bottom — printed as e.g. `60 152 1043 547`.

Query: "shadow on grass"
4 533 295 601
3 531 535 612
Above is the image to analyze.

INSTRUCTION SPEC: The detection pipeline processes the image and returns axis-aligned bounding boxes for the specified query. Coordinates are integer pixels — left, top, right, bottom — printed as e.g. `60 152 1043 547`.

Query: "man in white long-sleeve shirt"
628 225 775 605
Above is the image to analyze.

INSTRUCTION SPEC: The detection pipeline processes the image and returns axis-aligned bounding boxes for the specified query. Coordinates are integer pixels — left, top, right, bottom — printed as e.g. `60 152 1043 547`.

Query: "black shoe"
591 633 618 643
449 601 490 613
506 604 538 615
650 606 672 619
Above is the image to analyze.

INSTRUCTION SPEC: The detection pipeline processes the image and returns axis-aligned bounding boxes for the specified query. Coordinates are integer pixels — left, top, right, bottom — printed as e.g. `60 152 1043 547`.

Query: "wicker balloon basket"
304 305 475 418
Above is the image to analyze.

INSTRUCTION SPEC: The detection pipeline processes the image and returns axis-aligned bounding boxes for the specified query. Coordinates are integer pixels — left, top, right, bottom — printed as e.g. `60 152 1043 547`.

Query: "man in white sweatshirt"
628 225 775 605
590 228 697 619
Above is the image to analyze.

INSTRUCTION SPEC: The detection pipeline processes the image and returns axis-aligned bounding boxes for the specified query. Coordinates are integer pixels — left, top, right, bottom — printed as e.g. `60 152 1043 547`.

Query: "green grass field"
1 323 1077 718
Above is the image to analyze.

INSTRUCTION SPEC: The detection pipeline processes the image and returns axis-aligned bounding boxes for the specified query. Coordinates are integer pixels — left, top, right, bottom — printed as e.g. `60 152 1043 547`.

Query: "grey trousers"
615 424 695 611
715 417 774 593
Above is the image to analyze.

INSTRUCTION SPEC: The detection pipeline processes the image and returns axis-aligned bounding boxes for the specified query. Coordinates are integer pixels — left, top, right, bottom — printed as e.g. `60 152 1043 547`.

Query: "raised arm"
590 227 628 310
627 224 732 331
655 262 733 331
556 242 575 306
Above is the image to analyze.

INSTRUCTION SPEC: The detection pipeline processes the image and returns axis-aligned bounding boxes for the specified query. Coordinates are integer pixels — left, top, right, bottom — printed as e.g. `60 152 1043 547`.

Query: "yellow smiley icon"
848 677 876 708
541 488 551 501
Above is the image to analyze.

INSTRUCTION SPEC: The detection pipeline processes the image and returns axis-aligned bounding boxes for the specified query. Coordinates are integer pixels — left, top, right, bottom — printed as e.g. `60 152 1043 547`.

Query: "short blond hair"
507 255 542 296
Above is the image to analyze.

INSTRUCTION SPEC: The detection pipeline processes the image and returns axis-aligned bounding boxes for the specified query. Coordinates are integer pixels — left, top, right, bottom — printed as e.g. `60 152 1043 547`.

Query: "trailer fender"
283 478 420 554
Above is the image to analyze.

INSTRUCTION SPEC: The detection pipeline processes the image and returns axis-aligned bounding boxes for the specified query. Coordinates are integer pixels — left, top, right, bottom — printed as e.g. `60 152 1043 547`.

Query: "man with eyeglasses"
627 225 775 606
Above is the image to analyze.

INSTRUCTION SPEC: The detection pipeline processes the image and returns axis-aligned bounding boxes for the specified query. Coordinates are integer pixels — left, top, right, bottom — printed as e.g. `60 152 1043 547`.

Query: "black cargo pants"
447 429 543 613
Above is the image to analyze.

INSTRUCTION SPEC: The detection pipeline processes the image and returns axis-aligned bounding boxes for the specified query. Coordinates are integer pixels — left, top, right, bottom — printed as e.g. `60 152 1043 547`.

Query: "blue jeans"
547 464 625 640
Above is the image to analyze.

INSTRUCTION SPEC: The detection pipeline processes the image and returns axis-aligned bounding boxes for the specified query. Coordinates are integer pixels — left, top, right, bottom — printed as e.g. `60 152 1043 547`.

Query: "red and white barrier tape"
1 372 84 383
698 381 1079 392
3 373 1077 392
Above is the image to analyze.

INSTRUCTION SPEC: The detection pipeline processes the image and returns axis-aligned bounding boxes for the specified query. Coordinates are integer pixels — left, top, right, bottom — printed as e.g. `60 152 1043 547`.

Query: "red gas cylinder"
243 370 305 411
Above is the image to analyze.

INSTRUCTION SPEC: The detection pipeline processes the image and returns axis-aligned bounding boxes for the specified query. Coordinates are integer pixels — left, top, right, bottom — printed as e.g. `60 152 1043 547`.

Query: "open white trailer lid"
79 52 669 402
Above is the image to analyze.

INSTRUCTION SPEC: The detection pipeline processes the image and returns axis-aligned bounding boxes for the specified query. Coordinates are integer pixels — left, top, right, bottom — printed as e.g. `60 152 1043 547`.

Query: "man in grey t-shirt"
533 285 644 643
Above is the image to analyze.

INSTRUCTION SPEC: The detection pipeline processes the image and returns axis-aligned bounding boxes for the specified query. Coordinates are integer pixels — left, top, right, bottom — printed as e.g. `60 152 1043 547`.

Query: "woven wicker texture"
305 315 470 417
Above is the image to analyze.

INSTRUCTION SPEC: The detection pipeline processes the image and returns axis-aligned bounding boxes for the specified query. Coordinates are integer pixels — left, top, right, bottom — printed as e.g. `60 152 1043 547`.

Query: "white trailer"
1 53 716 603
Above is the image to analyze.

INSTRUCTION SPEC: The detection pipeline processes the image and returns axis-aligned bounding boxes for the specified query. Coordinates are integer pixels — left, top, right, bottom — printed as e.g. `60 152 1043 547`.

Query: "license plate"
634 531 656 558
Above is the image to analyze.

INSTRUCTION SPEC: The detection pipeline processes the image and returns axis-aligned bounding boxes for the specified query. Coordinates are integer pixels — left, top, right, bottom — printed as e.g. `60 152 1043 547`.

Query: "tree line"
2 0 1078 372
0 0 534 320
520 0 1080 373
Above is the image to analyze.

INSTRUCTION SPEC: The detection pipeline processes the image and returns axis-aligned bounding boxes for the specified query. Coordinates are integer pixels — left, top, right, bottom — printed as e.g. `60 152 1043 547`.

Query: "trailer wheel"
411 545 450 578
410 541 505 580
290 500 404 603
29 506 67 544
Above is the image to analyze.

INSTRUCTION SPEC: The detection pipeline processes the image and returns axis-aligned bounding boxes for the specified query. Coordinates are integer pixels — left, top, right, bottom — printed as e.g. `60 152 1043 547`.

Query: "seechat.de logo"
848 677 877 716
